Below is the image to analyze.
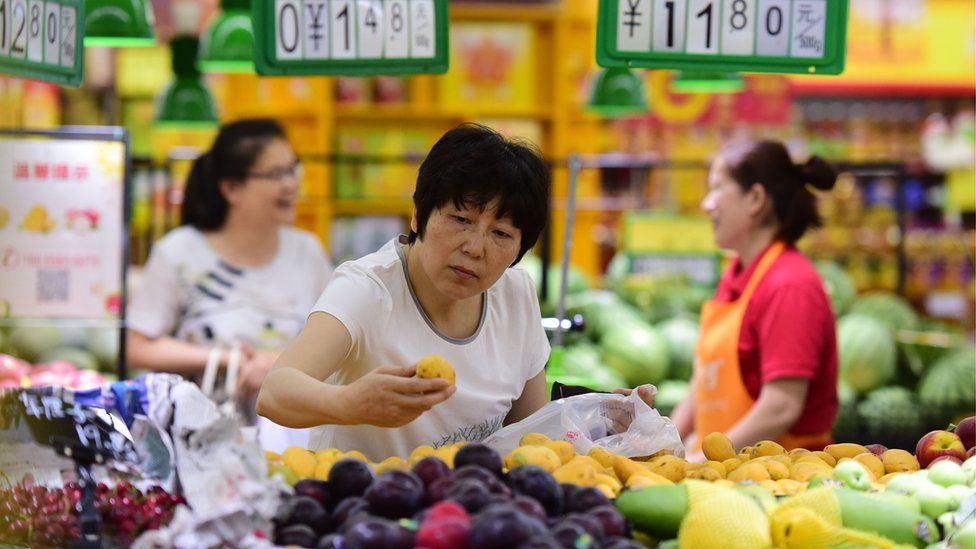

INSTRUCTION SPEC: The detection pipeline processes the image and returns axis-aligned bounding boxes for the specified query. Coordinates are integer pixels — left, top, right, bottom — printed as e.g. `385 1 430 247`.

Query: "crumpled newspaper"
132 378 288 548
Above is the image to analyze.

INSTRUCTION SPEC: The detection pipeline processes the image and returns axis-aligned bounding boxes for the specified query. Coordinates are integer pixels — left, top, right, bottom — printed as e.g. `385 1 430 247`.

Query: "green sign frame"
253 0 448 77
0 0 84 86
597 0 848 75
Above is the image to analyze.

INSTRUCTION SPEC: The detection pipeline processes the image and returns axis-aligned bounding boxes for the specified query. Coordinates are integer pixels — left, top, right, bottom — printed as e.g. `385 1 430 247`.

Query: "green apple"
963 456 976 484
833 460 872 491
914 482 953 518
946 484 974 508
267 462 299 486
886 472 924 495
929 460 969 488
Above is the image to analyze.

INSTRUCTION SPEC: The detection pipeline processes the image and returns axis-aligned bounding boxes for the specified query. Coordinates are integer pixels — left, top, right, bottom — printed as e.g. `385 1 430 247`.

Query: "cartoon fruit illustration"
416 355 456 385
20 205 55 233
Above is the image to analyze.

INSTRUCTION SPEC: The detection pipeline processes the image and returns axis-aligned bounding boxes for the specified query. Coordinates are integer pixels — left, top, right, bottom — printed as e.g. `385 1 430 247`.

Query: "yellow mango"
713 479 737 489
683 462 704 473
595 484 617 499
520 433 552 446
853 453 885 481
722 457 744 473
587 447 616 469
767 455 793 468
824 443 869 462
612 455 647 482
594 473 622 491
880 449 919 474
434 445 458 468
282 446 316 479
505 445 562 472
315 448 342 462
759 459 790 481
342 450 370 463
416 355 456 385
775 479 805 495
646 456 687 483
759 479 786 496
701 432 737 462
375 456 409 474
545 440 576 465
554 461 597 486
728 462 771 483
795 455 830 467
703 460 727 478
738 452 753 462
625 471 674 488
408 445 437 465
314 459 335 480
789 461 832 483
568 455 605 473
753 440 786 457
265 450 282 463
787 448 812 460
688 467 722 481
812 451 837 467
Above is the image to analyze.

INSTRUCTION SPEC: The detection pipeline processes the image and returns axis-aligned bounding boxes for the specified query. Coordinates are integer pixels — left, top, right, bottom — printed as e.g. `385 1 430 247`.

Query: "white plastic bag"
483 387 685 459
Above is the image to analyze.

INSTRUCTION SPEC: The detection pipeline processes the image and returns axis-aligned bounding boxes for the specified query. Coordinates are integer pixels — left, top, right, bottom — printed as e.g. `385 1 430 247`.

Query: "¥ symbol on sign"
306 3 325 50
624 0 643 38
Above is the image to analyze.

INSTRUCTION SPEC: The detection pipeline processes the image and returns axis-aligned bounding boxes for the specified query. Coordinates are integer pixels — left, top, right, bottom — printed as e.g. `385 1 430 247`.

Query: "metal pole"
553 154 581 347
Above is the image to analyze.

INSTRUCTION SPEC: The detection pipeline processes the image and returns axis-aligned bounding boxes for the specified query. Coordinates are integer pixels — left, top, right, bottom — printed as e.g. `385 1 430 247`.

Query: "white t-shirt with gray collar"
308 235 550 461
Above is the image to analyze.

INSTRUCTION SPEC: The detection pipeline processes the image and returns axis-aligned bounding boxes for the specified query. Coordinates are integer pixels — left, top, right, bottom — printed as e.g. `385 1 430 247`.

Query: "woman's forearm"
125 330 217 376
725 386 805 450
669 392 695 439
256 367 349 428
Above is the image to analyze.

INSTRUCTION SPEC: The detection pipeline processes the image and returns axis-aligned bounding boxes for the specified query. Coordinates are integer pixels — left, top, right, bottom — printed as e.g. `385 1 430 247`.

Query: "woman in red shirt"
671 140 839 457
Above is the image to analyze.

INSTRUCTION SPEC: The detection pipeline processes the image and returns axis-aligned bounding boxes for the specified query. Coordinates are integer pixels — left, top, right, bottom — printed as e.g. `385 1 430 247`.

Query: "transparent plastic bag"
483 387 685 459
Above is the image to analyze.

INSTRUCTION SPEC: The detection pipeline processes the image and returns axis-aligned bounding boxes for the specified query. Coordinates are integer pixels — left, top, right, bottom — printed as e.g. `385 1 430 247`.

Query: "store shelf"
335 105 555 122
332 199 413 216
450 2 562 22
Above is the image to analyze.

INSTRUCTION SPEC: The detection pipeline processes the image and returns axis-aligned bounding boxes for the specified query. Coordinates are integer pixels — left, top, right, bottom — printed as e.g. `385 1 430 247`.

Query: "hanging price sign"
0 0 83 85
253 0 448 76
597 0 848 74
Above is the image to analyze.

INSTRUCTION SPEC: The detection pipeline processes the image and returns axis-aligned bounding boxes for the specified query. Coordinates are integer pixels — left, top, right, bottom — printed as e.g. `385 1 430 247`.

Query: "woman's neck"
735 226 779 268
404 243 482 339
207 213 280 268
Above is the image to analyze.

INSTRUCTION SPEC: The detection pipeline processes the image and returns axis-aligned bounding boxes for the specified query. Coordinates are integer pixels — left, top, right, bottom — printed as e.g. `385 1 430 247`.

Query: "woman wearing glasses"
126 119 333 446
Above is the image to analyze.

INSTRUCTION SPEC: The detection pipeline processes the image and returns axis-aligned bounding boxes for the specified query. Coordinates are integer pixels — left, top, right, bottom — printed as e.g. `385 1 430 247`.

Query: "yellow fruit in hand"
416 355 456 385
701 432 737 462
282 446 316 479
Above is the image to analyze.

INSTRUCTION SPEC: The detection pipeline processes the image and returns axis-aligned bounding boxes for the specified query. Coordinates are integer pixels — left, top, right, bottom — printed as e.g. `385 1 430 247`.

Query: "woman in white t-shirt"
257 124 653 460
127 120 333 422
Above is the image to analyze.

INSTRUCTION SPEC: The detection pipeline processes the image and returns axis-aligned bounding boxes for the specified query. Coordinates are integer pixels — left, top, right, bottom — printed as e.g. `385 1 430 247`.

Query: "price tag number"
273 0 437 62
0 0 75 69
615 0 828 59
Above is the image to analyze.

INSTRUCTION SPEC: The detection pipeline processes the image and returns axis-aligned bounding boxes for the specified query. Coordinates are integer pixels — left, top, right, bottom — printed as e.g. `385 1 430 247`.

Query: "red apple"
929 455 964 466
954 416 975 451
916 430 968 468
865 444 888 457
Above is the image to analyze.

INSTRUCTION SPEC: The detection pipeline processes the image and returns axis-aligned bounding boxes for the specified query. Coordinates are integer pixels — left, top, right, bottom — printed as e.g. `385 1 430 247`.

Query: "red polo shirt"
713 242 838 439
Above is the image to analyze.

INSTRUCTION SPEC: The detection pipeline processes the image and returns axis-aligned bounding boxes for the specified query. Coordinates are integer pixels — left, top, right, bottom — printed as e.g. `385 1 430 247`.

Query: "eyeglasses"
247 161 303 183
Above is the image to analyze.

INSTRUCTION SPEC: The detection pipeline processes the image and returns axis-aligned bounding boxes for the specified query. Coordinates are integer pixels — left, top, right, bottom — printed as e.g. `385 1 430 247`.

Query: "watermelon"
86 327 120 372
848 293 919 336
518 254 590 306
918 345 976 415
566 290 642 341
6 325 63 362
857 386 923 442
654 380 689 417
36 347 100 373
814 260 857 316
656 317 699 381
833 380 860 441
837 314 897 394
561 343 627 390
600 319 671 386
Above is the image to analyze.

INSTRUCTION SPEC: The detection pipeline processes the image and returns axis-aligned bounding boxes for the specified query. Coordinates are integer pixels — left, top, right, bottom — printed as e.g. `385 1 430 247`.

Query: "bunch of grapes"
273 443 644 549
0 481 184 547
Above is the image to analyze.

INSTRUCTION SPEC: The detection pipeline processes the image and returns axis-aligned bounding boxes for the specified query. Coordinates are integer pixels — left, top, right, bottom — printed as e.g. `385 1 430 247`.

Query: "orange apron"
692 242 829 451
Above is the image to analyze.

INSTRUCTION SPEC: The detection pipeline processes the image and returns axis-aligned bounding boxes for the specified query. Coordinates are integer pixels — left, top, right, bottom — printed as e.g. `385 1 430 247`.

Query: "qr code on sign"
37 269 69 302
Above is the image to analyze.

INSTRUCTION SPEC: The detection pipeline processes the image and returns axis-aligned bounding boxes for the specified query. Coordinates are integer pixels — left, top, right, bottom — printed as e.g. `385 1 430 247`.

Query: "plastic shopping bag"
483 387 685 459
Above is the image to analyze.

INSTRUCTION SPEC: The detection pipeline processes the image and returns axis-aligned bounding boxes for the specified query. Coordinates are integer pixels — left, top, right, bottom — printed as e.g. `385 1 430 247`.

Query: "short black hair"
409 124 550 265
181 119 286 231
721 140 837 245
